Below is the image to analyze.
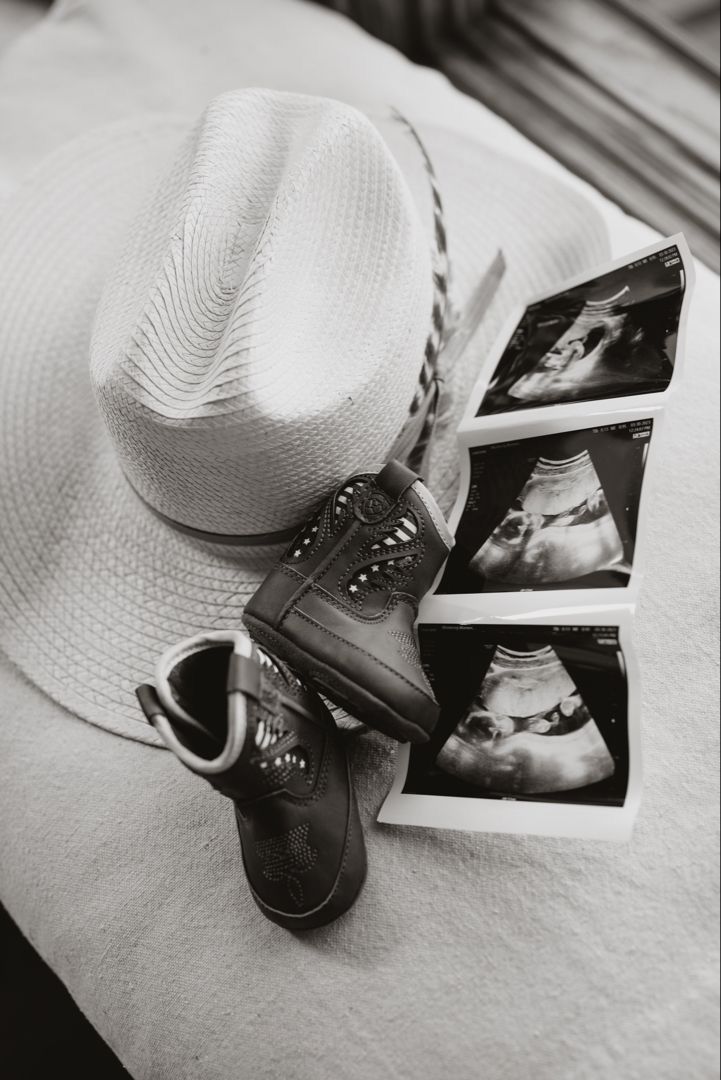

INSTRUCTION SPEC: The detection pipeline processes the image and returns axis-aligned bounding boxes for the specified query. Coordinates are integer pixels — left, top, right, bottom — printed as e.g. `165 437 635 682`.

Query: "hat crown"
90 89 433 537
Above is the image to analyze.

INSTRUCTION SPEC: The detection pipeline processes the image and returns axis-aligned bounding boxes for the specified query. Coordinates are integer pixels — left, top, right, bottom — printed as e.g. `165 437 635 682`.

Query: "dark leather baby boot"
136 630 366 931
243 461 454 744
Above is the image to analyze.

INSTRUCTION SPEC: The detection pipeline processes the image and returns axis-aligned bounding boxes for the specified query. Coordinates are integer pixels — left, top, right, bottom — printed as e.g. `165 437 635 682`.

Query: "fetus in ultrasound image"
438 419 653 594
507 289 632 404
470 450 623 586
403 624 630 807
478 245 686 414
435 645 615 795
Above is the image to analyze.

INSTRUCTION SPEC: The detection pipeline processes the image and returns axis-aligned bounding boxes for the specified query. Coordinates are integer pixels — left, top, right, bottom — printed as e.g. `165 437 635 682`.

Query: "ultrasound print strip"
378 616 642 841
469 235 693 418
437 418 654 596
406 623 630 807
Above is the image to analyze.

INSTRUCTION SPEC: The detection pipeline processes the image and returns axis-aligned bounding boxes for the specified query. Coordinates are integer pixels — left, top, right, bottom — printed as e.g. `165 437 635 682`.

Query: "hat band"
129 357 444 547
131 481 302 547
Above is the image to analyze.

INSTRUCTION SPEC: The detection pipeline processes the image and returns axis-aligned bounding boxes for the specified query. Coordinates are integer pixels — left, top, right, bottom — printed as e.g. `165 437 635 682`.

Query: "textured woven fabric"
0 2 718 1079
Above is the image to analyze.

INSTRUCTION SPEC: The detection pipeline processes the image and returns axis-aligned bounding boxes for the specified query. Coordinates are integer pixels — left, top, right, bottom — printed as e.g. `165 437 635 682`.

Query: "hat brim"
0 111 608 745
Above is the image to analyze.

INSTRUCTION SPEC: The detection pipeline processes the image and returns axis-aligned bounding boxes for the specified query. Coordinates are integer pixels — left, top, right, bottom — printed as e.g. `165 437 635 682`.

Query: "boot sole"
243 613 434 745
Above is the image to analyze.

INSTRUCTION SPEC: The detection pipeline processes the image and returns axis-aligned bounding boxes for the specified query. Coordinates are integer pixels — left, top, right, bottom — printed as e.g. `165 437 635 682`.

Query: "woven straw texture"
90 91 434 536
0 98 608 746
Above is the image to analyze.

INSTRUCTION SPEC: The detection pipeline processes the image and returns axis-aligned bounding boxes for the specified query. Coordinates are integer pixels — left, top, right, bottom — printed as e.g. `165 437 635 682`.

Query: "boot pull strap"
228 652 317 726
135 682 224 748
226 652 262 703
376 460 420 501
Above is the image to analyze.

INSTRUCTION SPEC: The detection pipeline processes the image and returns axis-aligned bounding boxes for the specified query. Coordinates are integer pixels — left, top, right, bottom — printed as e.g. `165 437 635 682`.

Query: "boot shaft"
257 461 453 623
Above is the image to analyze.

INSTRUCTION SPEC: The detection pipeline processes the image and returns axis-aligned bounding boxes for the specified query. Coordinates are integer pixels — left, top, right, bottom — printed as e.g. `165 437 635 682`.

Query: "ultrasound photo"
438 419 653 594
477 241 688 415
403 623 630 807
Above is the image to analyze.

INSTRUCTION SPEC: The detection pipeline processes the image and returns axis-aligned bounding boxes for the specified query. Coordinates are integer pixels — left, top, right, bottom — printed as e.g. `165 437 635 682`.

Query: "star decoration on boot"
255 823 319 909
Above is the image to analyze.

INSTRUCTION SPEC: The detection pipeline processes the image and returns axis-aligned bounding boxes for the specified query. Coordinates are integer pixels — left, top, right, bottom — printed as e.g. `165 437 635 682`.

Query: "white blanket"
0 2 719 1078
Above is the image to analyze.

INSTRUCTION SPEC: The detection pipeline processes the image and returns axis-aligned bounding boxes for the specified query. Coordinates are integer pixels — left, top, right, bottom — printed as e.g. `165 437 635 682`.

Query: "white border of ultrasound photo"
431 405 664 613
378 610 641 842
460 233 695 430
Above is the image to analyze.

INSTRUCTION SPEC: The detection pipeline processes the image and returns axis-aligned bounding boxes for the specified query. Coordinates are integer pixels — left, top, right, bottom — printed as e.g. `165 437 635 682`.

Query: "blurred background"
0 0 719 268
313 0 720 270
314 0 720 64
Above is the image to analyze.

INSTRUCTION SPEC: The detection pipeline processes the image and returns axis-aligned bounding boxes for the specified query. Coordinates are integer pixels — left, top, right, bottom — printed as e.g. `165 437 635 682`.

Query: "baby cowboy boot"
136 630 367 931
243 461 454 744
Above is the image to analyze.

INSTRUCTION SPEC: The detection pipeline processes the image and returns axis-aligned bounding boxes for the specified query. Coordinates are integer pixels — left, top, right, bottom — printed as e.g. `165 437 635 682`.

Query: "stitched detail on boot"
389 630 421 667
333 477 371 522
339 507 425 606
389 631 434 695
354 487 393 523
255 822 319 909
283 506 324 564
369 510 421 551
304 582 409 625
290 607 437 703
282 477 371 567
274 564 309 586
343 552 421 603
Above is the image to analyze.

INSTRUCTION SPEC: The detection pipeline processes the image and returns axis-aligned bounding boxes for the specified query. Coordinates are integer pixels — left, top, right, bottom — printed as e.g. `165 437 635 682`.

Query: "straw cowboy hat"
0 87 608 745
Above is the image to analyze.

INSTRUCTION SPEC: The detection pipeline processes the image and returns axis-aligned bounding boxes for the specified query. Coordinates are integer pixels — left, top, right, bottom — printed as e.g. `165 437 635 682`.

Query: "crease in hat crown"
89 88 434 539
